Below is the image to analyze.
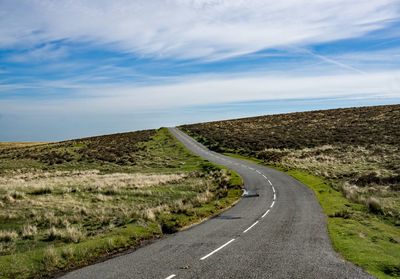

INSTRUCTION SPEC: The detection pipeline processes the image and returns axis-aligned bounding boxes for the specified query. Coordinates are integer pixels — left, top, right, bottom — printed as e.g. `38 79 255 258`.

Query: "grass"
0 128 243 278
181 104 400 279
0 143 48 149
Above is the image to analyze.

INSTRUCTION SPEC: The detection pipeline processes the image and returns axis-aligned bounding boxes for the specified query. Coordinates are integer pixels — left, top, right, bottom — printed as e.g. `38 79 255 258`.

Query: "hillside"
0 128 242 278
182 104 400 221
181 105 400 278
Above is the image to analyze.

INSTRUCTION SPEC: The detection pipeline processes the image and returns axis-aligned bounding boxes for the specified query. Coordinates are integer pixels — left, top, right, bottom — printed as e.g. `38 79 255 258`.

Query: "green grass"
0 128 243 278
0 222 160 279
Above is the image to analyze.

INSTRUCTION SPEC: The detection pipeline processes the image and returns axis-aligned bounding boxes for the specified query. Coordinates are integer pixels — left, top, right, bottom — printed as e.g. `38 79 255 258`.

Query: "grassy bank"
0 128 242 278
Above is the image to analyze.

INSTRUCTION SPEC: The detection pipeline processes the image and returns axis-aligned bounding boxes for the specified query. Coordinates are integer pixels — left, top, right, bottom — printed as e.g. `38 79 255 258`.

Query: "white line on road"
262 209 270 218
270 200 275 208
273 193 276 200
268 180 272 186
165 274 176 279
200 238 235 260
256 170 261 174
272 186 275 193
243 221 259 233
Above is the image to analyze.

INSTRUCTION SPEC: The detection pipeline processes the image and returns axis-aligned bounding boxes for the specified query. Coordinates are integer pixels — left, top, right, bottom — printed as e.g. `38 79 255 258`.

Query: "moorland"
0 128 241 278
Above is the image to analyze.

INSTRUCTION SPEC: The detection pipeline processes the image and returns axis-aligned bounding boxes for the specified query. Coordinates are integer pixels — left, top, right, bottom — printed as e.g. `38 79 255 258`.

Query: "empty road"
61 127 372 279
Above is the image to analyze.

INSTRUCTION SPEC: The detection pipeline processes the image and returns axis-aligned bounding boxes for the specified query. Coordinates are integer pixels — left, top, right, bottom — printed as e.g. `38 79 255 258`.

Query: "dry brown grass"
0 168 223 255
0 142 48 149
21 224 38 239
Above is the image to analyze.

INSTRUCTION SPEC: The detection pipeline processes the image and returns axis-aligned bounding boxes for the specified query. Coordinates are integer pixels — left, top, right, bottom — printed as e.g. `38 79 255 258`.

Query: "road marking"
243 221 259 233
270 200 275 208
273 193 276 200
268 180 272 186
200 238 235 260
272 186 275 193
165 275 176 279
255 170 261 174
262 209 270 218
248 167 254 170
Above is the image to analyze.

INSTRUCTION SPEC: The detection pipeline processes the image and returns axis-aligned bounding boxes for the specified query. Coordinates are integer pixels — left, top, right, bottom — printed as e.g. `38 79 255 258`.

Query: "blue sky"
1 0 400 141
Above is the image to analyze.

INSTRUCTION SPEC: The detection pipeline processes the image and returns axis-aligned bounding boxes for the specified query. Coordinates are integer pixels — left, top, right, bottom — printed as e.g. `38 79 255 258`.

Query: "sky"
1 0 400 141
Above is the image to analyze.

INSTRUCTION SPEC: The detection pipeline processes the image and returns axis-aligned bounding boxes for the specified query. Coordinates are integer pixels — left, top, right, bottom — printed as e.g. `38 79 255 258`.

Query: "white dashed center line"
173 129 280 270
243 220 259 233
262 209 270 218
200 239 236 260
165 274 176 279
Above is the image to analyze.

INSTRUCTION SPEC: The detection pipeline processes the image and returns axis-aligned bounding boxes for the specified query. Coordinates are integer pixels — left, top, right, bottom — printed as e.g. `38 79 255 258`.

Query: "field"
0 128 242 278
181 104 400 278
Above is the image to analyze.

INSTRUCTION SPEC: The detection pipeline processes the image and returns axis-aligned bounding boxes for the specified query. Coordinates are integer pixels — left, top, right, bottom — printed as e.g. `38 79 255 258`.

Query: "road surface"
61 127 372 279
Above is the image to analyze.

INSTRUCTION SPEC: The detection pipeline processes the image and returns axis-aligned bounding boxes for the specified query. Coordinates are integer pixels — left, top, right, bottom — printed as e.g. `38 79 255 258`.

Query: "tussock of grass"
21 224 38 239
46 226 84 243
0 231 18 242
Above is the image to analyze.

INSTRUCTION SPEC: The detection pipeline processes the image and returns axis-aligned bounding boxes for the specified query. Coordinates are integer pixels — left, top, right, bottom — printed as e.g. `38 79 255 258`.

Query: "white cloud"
1 0 399 60
6 44 68 63
2 70 399 114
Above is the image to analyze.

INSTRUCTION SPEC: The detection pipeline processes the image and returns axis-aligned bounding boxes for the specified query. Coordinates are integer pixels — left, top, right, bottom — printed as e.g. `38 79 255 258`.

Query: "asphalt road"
61 127 373 279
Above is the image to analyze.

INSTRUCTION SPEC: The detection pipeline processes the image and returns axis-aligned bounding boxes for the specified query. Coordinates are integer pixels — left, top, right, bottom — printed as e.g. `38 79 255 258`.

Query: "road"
61 127 372 279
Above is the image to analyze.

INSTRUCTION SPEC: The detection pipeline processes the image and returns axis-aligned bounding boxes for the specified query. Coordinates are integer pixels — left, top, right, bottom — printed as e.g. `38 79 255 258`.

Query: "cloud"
2 70 399 115
6 44 68 63
1 0 399 60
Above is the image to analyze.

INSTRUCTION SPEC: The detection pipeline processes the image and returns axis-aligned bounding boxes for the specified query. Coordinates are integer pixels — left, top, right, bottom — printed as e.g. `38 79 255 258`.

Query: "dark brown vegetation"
182 104 400 151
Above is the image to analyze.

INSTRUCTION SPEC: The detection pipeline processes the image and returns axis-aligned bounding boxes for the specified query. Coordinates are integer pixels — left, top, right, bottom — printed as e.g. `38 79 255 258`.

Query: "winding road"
61 127 372 279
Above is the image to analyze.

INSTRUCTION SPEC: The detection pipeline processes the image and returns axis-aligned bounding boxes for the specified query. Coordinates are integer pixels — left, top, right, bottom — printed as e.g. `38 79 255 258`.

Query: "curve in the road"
60 127 373 279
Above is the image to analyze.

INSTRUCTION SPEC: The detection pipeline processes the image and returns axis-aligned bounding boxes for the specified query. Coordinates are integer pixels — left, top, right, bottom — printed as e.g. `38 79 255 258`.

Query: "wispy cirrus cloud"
6 44 68 63
1 0 399 60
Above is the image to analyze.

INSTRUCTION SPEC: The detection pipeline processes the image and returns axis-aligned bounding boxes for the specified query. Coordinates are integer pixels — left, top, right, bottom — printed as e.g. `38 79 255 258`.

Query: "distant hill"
181 104 400 151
